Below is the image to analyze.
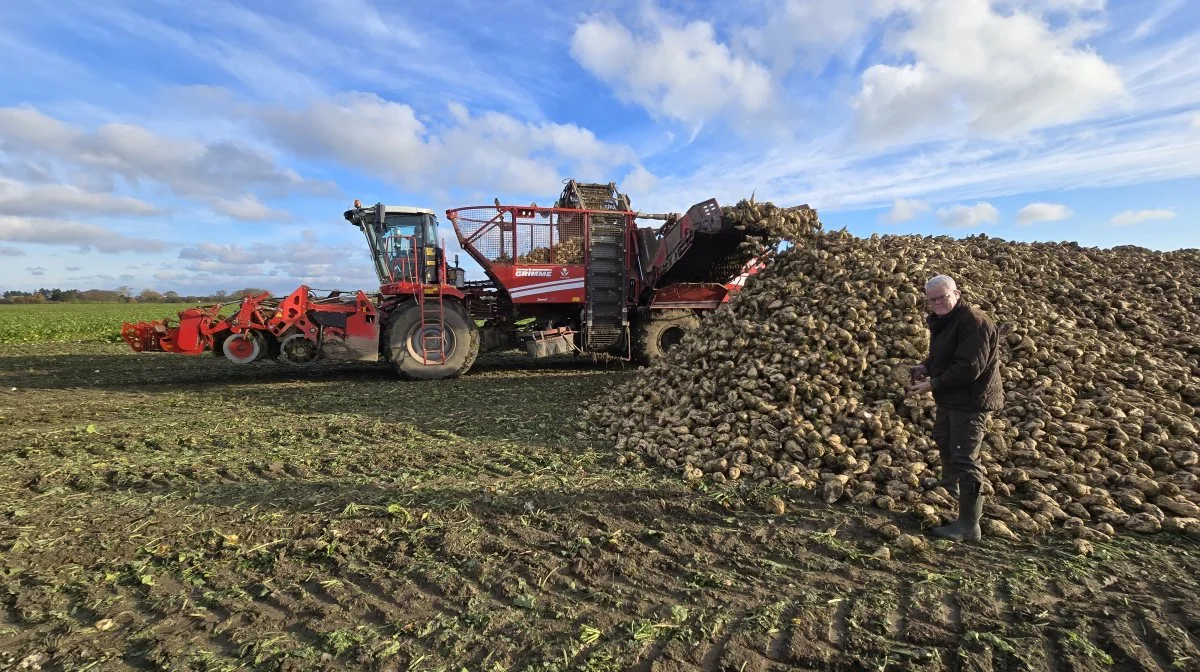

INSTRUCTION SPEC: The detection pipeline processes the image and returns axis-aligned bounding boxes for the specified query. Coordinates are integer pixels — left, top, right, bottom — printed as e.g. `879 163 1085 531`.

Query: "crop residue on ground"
1 337 1198 670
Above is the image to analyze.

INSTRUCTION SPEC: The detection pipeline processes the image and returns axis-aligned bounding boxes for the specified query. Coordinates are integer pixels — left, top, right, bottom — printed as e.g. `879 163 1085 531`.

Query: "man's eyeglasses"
925 292 954 305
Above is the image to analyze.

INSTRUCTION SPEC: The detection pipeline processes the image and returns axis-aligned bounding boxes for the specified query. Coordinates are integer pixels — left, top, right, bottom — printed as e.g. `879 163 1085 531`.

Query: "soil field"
1 343 1199 671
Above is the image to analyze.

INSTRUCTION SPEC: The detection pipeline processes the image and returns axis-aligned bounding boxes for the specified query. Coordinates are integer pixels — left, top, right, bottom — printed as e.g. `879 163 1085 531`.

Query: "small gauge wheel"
279 333 320 366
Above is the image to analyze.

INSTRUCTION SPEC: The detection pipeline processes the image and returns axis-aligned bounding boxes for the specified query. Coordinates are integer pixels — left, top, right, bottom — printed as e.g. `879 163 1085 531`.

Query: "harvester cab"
344 200 465 291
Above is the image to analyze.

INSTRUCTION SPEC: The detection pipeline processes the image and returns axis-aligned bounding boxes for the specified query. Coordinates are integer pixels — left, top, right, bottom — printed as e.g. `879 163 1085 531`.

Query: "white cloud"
0 105 332 212
184 259 268 275
1016 201 1073 225
1110 208 1175 226
0 106 78 153
851 0 1126 147
0 177 163 217
569 11 775 129
210 195 291 222
177 234 375 289
179 242 261 265
0 245 25 256
0 215 169 253
937 201 999 228
256 93 646 196
881 197 931 223
622 165 658 194
640 97 1200 218
1192 112 1200 129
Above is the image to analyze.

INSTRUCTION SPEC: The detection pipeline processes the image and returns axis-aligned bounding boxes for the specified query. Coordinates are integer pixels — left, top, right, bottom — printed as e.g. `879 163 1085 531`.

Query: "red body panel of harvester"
489 264 586 304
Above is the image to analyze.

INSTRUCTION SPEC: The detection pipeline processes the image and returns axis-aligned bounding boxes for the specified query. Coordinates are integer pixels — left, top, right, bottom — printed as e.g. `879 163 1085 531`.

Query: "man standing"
907 274 1004 541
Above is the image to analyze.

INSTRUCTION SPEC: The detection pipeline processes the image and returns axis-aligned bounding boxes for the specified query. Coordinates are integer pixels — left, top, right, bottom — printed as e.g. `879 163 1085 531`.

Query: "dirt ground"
1 343 1198 671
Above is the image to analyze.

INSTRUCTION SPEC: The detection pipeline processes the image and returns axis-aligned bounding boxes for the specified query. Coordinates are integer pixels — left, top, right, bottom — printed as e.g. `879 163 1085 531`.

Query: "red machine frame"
447 200 770 319
121 229 464 366
118 189 776 377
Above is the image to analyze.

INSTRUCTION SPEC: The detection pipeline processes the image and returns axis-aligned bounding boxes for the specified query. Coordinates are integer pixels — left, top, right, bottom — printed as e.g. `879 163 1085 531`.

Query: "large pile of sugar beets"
581 199 1200 541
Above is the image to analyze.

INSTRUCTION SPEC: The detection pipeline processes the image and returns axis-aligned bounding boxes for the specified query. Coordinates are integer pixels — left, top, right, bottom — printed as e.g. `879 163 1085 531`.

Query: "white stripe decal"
509 278 582 294
510 280 585 297
510 280 584 297
512 277 580 291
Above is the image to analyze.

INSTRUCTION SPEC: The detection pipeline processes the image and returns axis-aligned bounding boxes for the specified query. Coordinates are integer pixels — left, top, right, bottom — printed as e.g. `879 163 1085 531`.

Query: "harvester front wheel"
220 330 269 364
383 300 480 380
635 309 699 364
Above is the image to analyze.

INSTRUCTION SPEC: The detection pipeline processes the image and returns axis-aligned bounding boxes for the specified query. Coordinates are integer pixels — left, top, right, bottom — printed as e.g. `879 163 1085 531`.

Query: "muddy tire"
382 300 480 380
634 309 699 364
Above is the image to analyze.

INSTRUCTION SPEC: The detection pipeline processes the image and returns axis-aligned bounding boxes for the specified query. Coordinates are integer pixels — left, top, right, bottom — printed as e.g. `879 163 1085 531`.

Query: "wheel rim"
223 333 261 364
406 321 456 364
658 325 686 351
280 333 319 365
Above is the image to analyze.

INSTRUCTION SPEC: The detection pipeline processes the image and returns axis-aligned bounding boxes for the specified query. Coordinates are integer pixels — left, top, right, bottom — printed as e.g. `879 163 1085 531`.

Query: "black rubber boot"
931 480 983 541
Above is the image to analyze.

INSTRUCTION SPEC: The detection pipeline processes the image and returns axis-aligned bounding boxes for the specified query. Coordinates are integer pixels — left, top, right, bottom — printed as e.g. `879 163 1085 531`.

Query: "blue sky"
1 0 1198 295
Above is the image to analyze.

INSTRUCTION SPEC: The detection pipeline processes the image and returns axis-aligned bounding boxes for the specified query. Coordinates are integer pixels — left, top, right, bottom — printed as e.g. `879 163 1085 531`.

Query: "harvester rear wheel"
634 309 699 364
383 300 480 380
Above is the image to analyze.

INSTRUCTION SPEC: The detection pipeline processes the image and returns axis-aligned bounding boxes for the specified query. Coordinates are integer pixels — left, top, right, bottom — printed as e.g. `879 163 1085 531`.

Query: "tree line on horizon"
1 287 273 305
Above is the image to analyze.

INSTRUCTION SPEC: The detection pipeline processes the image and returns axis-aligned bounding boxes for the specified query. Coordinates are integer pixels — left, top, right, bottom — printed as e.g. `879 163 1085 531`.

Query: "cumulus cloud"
937 201 1000 229
851 0 1125 147
0 215 169 253
26 265 45 276
0 177 163 217
177 233 376 289
210 195 291 222
1110 208 1175 226
1016 202 1073 225
569 11 775 129
179 242 261 265
881 197 931 223
622 165 658 194
256 93 647 196
0 105 328 217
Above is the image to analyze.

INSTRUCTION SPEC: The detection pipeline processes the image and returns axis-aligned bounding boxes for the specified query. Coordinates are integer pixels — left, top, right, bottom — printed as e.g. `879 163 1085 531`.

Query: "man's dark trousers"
931 406 989 488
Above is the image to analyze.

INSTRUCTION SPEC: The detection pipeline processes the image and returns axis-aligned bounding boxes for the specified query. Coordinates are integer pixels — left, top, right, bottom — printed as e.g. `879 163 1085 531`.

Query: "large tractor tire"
382 300 480 380
634 309 700 364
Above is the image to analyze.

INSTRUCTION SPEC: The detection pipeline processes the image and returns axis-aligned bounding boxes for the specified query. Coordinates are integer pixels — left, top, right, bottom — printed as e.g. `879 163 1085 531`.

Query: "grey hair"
925 274 957 293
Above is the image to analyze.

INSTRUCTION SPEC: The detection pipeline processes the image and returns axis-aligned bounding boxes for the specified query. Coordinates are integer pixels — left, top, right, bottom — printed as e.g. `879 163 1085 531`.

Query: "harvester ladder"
413 240 447 364
585 211 627 350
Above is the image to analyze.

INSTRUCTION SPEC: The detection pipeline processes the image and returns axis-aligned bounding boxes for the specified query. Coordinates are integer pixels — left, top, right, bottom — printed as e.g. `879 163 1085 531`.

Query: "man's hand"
906 380 932 396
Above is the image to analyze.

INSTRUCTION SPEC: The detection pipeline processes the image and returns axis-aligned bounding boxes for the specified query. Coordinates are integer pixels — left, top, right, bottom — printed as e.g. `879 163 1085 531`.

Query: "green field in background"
0 303 199 344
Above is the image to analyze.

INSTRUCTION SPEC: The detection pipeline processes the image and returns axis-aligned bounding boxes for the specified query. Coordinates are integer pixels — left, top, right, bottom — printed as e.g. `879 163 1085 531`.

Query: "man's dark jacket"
923 300 1004 412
